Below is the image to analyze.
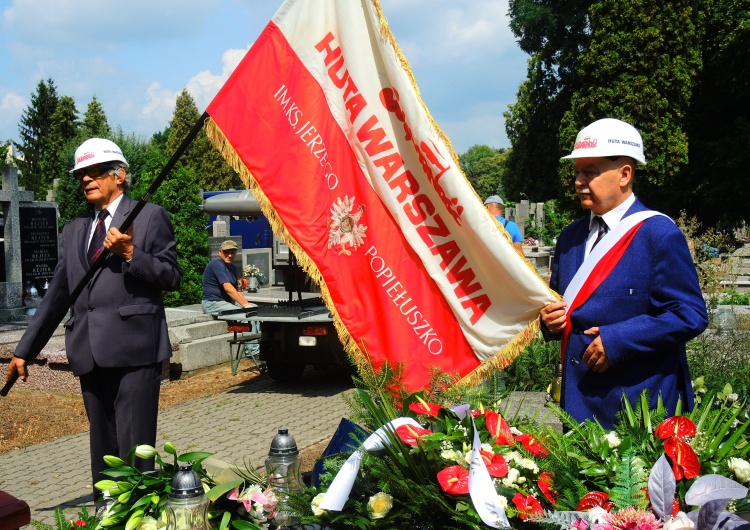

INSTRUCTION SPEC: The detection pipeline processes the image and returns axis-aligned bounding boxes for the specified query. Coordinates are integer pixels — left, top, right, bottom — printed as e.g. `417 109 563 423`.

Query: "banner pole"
1 111 210 397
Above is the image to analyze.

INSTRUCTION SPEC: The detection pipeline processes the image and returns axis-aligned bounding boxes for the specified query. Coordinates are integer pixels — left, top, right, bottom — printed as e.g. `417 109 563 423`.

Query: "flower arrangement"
93 443 276 530
294 366 750 530
524 237 539 247
242 264 267 285
297 376 558 529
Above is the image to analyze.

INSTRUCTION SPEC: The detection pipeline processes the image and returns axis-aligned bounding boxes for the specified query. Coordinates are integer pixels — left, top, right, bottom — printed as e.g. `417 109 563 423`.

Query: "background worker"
539 118 707 428
6 138 180 494
201 240 259 355
484 195 524 253
201 240 254 316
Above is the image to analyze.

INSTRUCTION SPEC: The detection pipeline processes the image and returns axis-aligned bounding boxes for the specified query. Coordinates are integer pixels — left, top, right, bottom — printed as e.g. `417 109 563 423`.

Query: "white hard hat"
562 118 646 165
70 138 129 173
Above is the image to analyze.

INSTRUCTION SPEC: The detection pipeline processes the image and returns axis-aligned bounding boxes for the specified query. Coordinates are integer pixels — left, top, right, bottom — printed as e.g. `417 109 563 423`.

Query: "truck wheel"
267 360 306 383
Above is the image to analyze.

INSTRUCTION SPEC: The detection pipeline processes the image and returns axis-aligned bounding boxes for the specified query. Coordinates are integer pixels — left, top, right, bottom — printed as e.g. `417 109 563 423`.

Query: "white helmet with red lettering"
562 118 646 165
70 138 129 173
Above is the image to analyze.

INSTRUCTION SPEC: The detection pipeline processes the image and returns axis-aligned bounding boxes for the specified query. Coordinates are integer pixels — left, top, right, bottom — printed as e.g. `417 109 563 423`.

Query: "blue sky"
0 0 529 155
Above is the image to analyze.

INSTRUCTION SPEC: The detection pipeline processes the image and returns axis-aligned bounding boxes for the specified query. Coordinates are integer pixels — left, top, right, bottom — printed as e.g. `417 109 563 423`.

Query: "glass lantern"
265 428 304 526
165 463 209 530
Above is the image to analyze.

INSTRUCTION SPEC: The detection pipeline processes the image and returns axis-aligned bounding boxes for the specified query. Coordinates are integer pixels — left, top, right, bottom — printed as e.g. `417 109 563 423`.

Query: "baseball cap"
220 240 239 251
484 195 504 206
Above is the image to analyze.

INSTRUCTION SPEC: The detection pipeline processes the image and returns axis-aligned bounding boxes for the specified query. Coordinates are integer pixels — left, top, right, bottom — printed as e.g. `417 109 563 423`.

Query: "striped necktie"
592 215 608 249
87 210 109 265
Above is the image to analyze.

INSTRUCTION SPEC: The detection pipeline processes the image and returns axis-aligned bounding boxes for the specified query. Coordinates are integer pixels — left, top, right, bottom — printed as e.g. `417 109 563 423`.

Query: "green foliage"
502 334 559 392
458 144 507 200
687 329 750 398
131 146 208 307
680 0 750 231
30 506 97 530
166 88 242 191
608 449 648 510
560 0 707 213
718 290 750 306
15 78 61 199
81 96 111 138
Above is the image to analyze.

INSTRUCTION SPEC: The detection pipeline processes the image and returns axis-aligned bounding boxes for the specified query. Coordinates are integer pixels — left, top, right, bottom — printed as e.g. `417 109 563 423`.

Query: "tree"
166 88 242 190
558 0 708 215
15 78 60 199
459 145 507 201
131 146 208 307
80 96 111 139
680 0 750 230
504 0 596 204
42 96 80 201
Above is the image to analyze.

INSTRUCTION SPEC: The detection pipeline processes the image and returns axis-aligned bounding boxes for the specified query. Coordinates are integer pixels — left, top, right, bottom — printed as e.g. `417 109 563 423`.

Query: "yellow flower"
367 492 393 520
311 492 327 516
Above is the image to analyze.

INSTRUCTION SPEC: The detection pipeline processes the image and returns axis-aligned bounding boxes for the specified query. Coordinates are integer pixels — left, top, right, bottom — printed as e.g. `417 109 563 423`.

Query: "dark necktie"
591 215 609 249
87 210 109 265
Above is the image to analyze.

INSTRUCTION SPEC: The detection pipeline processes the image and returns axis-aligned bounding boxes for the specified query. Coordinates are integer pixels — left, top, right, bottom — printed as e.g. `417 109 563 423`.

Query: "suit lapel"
112 195 132 229
78 214 95 270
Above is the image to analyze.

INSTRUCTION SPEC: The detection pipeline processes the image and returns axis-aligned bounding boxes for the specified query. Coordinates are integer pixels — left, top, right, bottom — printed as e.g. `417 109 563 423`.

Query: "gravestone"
0 165 36 321
19 205 58 292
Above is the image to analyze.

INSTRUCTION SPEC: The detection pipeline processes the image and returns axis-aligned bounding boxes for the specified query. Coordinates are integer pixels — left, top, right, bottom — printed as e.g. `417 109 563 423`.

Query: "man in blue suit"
540 118 707 428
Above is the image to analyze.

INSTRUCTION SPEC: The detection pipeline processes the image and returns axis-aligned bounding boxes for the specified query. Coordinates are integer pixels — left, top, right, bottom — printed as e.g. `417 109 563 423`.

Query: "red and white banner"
206 0 556 390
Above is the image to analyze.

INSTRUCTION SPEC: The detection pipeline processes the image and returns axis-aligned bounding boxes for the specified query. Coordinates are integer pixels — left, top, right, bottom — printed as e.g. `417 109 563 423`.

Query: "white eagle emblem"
328 196 367 255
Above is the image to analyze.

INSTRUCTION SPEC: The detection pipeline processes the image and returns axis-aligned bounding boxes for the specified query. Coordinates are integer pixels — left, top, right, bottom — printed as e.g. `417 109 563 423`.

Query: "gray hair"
107 162 132 190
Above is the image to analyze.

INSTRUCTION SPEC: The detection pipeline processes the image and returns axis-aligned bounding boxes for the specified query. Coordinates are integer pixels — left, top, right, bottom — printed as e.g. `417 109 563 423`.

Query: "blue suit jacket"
547 198 707 428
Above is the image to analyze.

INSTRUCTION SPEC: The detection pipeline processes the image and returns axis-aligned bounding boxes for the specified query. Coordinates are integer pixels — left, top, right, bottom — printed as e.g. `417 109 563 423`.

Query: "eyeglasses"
73 163 116 181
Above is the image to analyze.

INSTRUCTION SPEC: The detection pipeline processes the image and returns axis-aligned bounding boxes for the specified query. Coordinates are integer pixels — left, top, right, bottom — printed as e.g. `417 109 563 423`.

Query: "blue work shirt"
202 258 238 303
495 215 524 244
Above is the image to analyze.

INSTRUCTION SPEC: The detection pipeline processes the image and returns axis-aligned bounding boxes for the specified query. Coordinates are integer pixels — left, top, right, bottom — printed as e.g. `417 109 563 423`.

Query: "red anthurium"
395 424 433 446
74 520 86 528
515 433 550 457
655 416 697 440
576 491 612 511
512 493 544 520
485 410 515 445
538 472 556 504
663 437 700 480
480 450 509 478
408 397 441 417
437 465 470 495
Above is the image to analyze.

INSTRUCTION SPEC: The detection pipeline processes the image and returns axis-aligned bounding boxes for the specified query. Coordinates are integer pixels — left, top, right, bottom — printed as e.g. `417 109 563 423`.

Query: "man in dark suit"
5 138 180 490
540 118 707 428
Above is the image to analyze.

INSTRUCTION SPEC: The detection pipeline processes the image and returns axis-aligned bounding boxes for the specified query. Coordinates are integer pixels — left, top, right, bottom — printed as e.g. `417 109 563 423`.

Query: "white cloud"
0 91 26 141
141 82 178 123
186 47 249 111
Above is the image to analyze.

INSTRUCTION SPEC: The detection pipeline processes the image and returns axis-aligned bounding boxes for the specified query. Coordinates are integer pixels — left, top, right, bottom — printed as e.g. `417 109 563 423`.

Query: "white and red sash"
560 211 665 359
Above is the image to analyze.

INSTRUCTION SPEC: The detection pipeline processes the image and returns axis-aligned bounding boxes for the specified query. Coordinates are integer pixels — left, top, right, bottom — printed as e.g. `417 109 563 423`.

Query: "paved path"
0 365 354 527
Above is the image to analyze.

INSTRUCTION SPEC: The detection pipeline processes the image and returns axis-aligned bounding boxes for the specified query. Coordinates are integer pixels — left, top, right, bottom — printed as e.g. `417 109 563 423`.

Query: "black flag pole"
1 111 210 397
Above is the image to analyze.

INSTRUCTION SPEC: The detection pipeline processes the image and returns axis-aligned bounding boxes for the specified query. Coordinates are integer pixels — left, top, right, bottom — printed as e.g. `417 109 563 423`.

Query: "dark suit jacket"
14 195 180 376
547 198 707 428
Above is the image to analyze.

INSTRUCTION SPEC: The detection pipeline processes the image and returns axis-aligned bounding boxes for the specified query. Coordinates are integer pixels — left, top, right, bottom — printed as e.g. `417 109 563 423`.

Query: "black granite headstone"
19 206 58 292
